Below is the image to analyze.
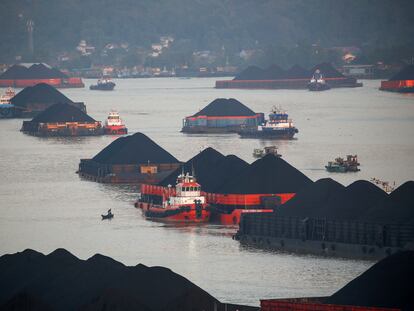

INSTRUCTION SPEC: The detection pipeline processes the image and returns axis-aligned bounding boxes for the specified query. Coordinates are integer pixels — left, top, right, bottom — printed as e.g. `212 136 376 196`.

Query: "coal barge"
380 65 414 93
78 133 181 184
216 63 362 90
139 150 311 225
21 103 103 137
9 83 86 118
0 63 84 88
238 107 298 139
235 179 414 260
181 98 264 133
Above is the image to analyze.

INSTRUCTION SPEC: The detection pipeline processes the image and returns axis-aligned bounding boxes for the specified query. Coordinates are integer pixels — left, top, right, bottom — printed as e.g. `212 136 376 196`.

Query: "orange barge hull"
380 80 414 93
0 78 84 88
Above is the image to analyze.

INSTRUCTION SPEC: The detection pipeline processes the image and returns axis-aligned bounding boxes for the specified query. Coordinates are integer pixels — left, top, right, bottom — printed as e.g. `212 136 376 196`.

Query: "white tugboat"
103 110 128 135
136 172 211 223
239 106 298 139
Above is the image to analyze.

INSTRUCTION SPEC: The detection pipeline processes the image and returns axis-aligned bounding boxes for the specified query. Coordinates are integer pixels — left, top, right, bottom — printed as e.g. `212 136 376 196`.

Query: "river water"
0 78 413 306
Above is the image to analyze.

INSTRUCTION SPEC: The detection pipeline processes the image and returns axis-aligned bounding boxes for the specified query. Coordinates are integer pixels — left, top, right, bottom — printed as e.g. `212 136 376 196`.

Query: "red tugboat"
137 173 210 223
103 110 128 135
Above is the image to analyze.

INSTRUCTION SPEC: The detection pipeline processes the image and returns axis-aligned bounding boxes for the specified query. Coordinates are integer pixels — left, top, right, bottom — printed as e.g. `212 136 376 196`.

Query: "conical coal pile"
217 154 312 194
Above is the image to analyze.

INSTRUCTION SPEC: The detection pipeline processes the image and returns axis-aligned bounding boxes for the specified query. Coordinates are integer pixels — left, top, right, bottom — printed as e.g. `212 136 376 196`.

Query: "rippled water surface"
1 78 413 305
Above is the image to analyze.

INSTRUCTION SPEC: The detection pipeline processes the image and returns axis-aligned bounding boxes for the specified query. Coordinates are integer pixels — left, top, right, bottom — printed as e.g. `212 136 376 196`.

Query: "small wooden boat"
101 210 114 220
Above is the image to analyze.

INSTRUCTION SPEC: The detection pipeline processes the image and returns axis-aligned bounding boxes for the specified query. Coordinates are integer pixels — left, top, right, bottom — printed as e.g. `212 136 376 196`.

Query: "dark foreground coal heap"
389 65 414 81
277 179 414 224
192 98 257 117
92 132 180 165
0 63 67 79
326 250 414 310
30 103 96 123
217 154 312 194
158 147 249 192
0 249 220 311
11 83 74 108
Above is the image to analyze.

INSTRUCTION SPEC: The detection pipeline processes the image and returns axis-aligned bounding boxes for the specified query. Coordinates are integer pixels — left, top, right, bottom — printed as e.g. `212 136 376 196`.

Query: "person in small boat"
107 209 112 216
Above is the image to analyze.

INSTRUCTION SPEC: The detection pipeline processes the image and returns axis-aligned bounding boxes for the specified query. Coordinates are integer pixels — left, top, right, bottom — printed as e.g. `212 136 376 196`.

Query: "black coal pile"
30 103 96 123
285 65 311 79
261 64 286 80
158 147 249 192
234 66 265 80
92 132 179 165
192 98 257 117
0 248 220 311
318 180 389 221
10 83 74 109
309 62 345 78
363 181 414 224
326 250 414 310
0 63 67 79
276 178 345 218
217 154 312 194
389 65 414 81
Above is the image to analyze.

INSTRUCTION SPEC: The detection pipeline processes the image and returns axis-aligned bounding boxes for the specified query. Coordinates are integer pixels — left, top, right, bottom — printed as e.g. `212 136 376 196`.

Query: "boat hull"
104 126 128 135
137 202 210 223
89 82 115 90
307 82 330 91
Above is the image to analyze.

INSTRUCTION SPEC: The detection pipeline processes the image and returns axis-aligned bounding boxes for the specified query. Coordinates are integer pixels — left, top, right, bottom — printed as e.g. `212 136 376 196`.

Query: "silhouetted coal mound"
0 249 221 311
0 63 67 79
11 83 74 109
276 178 345 217
158 148 249 192
381 181 414 224
389 65 414 81
0 291 54 311
326 250 414 310
29 103 96 123
261 64 286 80
192 98 257 117
234 66 265 80
285 65 311 79
309 62 344 78
217 154 312 194
92 132 180 165
325 180 389 220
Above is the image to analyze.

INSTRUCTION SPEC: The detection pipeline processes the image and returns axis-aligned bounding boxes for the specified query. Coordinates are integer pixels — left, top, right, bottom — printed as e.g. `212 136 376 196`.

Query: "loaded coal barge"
136 172 210 223
181 98 264 133
380 65 414 93
235 179 414 260
216 63 362 90
0 63 84 88
238 107 298 139
21 103 103 137
78 133 181 184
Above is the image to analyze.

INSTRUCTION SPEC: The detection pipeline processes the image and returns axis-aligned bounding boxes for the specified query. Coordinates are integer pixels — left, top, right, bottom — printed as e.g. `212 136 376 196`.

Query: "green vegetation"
1 0 413 66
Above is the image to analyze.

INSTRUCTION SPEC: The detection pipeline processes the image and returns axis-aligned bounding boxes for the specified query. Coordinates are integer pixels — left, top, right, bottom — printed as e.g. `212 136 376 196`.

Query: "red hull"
0 78 84 88
137 202 210 223
213 208 274 225
104 125 128 135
